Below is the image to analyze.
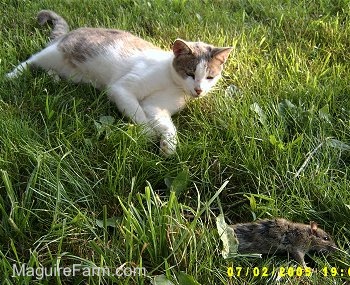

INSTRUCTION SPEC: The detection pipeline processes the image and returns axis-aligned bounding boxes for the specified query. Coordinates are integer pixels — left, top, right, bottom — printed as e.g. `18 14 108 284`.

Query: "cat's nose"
194 88 202 95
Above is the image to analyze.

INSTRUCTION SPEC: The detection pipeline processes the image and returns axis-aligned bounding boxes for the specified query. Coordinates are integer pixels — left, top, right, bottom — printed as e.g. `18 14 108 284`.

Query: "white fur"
194 60 220 95
6 43 221 155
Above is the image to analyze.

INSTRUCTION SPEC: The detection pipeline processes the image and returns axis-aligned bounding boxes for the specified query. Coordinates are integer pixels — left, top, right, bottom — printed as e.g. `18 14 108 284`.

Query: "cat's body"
6 10 232 155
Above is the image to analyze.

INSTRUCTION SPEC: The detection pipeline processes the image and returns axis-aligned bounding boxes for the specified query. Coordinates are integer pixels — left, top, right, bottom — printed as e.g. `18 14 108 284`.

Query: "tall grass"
1 0 350 284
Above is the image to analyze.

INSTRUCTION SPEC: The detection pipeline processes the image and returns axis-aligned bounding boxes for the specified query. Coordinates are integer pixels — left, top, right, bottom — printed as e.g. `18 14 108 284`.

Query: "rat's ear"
310 221 318 235
173 39 192 57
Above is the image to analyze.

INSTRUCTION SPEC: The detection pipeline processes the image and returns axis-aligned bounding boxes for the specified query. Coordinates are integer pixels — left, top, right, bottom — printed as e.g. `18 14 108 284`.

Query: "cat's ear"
211 47 233 65
172 39 193 57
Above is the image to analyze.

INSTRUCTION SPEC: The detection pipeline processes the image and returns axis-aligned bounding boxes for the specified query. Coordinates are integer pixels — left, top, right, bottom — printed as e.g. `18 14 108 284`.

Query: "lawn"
1 0 350 284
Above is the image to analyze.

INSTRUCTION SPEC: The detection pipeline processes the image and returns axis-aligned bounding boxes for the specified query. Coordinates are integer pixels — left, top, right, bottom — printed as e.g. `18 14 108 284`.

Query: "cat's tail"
37 10 69 42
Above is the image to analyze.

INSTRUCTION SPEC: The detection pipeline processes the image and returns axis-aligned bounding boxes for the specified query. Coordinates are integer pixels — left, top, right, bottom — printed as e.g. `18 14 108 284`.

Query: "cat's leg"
141 89 186 156
157 116 177 156
107 84 156 137
6 43 64 79
6 59 32 78
47 70 61 82
143 107 178 156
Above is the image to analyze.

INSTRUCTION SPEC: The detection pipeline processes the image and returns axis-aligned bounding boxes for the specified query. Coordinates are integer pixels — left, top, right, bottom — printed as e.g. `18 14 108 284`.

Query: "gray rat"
230 218 337 266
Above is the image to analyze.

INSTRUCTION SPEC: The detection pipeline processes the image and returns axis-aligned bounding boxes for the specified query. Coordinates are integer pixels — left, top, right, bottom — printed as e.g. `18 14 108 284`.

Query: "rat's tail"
37 10 69 42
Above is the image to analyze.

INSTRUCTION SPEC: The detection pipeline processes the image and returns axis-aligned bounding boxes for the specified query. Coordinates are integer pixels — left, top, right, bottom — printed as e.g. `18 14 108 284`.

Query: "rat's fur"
231 218 337 266
6 10 232 155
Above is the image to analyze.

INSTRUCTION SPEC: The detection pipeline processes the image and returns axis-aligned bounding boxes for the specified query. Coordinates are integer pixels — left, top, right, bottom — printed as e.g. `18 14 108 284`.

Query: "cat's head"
172 39 232 97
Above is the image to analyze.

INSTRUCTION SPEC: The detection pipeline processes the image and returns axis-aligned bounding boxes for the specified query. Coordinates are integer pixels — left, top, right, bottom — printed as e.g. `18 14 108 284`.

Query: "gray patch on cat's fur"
37 10 69 42
57 28 158 63
172 42 226 79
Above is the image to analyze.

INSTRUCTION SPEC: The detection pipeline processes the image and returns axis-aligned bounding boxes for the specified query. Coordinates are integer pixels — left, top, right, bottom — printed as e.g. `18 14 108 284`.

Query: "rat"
230 218 337 267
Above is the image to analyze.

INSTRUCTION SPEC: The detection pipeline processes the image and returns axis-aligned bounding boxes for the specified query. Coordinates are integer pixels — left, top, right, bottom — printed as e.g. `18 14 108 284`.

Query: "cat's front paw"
160 135 177 156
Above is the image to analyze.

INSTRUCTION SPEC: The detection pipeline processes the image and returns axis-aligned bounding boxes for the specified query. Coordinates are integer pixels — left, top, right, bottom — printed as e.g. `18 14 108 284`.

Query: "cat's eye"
207 76 214 80
186 72 195 79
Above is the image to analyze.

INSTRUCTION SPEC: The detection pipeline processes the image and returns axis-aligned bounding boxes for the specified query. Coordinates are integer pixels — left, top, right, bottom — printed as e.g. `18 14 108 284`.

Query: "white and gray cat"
6 10 232 155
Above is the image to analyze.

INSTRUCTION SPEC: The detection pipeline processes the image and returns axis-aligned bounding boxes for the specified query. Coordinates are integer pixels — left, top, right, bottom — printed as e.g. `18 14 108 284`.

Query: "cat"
6 10 232 155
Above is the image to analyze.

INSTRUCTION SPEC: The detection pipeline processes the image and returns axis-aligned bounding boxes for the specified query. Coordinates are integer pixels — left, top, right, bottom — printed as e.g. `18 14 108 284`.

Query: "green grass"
1 0 350 284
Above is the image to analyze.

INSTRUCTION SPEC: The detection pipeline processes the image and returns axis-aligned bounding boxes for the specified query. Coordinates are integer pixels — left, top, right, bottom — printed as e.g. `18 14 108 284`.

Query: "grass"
1 0 350 284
